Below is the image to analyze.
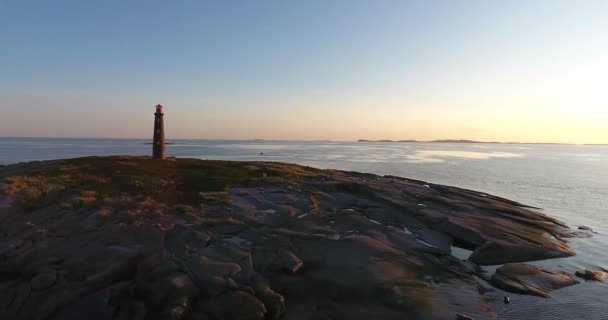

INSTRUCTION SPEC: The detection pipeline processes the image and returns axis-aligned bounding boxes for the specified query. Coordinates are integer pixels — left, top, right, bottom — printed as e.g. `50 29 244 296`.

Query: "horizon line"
0 136 606 146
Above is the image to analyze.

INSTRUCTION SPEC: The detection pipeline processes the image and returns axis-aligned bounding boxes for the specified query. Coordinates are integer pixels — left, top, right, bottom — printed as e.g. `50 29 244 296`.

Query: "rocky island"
0 156 581 320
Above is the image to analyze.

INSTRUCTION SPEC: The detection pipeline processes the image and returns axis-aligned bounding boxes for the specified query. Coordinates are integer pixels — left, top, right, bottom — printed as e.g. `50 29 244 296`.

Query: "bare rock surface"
490 263 579 298
0 156 578 319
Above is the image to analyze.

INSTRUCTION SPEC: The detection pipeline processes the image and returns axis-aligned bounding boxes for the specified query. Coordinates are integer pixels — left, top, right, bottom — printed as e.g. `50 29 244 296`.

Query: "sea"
1 137 607 319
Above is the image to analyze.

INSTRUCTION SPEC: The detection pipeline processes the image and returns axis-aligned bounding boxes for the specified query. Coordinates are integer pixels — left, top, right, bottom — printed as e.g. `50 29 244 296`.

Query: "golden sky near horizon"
2 88 607 144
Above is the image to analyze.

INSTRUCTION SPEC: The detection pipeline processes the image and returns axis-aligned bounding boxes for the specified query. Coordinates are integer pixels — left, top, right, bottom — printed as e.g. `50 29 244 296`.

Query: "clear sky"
1 0 606 143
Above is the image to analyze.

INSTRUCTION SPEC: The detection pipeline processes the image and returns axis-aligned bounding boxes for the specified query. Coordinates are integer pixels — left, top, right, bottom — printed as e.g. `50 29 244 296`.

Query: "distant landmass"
358 139 495 143
356 139 582 145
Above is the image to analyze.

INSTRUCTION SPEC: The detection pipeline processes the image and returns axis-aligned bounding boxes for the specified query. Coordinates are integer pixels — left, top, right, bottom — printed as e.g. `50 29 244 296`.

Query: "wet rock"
30 271 56 290
490 263 579 298
575 269 608 282
456 314 475 320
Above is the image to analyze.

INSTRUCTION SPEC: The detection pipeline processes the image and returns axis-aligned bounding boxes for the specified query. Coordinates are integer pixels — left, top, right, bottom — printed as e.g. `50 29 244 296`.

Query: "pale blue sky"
1 1 606 143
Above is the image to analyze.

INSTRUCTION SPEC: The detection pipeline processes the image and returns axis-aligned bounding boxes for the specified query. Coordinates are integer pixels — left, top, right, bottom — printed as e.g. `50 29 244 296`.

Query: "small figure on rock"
504 296 511 304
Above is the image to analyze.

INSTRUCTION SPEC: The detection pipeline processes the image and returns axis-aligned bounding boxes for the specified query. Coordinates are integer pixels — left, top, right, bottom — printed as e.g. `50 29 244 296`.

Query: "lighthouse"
153 104 165 160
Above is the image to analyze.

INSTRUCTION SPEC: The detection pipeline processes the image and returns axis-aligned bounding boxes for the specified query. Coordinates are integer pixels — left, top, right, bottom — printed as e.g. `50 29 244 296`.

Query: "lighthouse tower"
153 104 165 160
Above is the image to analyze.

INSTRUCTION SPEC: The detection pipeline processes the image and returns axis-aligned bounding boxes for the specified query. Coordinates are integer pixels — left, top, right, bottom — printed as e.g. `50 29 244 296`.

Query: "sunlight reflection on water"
215 144 294 150
410 150 523 161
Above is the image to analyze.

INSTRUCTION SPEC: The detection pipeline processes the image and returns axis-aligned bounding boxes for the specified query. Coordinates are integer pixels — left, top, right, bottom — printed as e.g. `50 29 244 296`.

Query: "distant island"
359 139 498 143
357 139 577 145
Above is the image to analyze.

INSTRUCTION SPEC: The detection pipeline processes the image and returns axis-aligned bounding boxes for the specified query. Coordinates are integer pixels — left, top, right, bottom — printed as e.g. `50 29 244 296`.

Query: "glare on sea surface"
405 150 523 163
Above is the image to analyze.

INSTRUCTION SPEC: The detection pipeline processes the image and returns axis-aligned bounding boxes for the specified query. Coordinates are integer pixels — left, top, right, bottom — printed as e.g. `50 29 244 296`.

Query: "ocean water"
1 138 607 319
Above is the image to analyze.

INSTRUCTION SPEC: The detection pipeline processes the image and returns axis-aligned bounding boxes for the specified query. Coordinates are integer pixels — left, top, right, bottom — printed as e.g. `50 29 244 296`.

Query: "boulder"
270 250 303 273
469 240 574 266
490 263 579 298
254 247 304 274
442 220 485 247
575 269 608 282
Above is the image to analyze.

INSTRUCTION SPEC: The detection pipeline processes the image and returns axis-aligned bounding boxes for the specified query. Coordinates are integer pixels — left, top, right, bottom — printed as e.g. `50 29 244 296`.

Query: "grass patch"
1 157 326 212
2 157 319 211
1 176 66 211
176 159 260 204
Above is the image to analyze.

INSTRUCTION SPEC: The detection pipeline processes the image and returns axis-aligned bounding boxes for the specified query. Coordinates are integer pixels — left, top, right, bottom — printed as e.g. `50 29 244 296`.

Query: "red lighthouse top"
155 104 163 114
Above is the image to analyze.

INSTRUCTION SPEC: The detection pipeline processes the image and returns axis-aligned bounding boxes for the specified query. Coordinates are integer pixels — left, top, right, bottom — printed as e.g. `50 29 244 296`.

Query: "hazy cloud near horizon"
1 1 606 144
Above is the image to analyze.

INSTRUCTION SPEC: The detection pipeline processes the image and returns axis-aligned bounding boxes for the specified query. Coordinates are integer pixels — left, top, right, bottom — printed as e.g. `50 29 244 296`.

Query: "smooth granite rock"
0 157 581 320
491 263 579 298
